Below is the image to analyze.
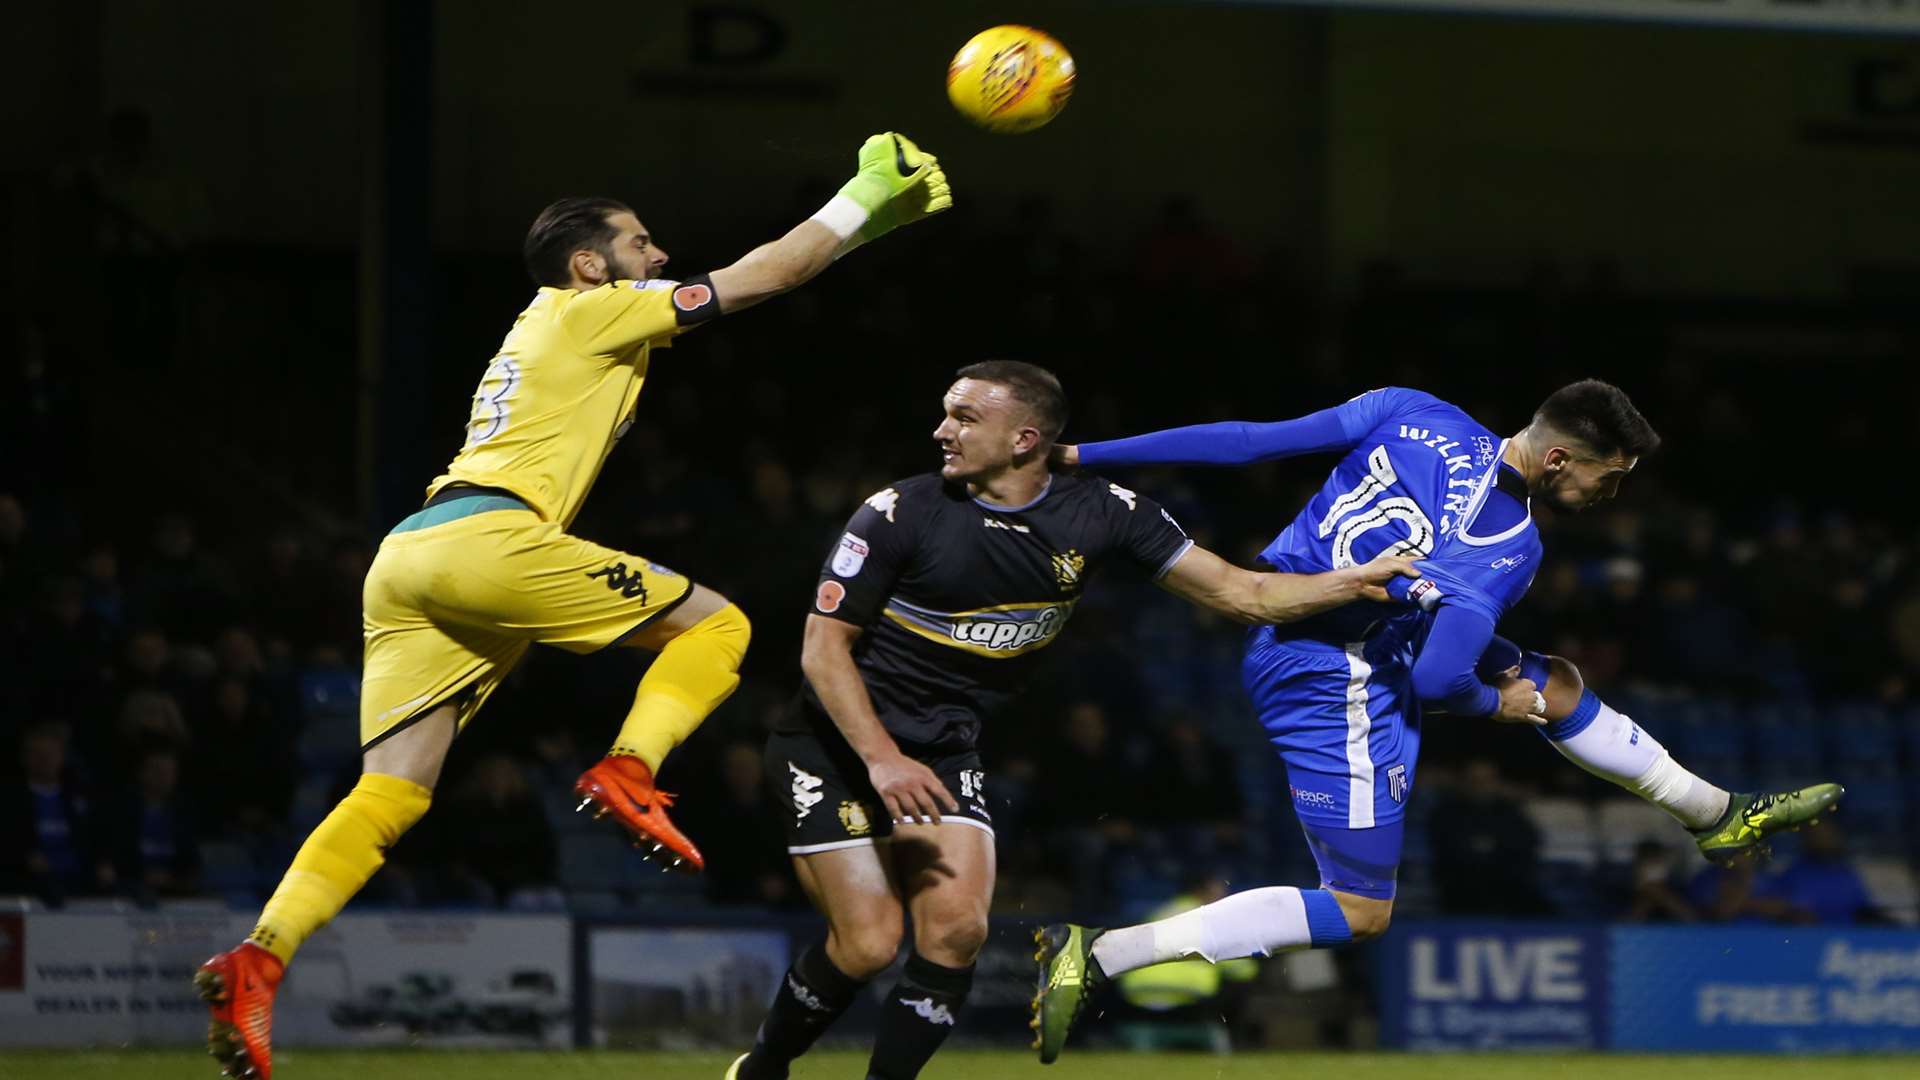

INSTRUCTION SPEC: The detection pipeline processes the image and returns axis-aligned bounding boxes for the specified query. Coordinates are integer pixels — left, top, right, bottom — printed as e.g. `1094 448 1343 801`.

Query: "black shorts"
763 729 993 855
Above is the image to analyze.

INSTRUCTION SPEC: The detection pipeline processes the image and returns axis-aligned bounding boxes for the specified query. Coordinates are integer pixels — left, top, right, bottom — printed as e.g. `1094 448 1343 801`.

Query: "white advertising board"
0 910 570 1048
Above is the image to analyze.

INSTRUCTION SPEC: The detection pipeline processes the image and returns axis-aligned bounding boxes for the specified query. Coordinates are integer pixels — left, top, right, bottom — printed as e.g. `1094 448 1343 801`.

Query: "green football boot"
1031 924 1105 1064
1693 782 1845 865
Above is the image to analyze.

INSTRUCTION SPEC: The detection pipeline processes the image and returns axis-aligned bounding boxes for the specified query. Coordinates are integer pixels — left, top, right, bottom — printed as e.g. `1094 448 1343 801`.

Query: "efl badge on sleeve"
832 533 869 577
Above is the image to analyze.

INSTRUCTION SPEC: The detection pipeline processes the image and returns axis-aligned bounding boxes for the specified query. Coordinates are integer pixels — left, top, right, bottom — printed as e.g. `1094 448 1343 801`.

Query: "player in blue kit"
1030 381 1844 1062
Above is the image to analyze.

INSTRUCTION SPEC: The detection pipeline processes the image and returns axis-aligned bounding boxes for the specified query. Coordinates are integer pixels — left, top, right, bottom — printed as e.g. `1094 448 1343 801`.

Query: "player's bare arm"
709 132 951 314
799 614 960 826
1156 545 1420 625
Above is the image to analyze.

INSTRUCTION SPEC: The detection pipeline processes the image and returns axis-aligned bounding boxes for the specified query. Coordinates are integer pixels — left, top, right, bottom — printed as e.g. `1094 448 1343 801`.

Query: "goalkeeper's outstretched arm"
708 132 952 314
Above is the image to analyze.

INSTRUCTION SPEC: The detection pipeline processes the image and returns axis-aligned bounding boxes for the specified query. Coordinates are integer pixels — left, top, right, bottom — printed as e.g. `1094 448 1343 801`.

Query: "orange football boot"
573 755 705 872
194 941 284 1079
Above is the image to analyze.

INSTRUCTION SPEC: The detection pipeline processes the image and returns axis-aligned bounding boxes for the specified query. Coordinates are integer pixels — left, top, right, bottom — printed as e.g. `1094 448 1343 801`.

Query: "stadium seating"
1594 799 1681 865
1525 798 1600 867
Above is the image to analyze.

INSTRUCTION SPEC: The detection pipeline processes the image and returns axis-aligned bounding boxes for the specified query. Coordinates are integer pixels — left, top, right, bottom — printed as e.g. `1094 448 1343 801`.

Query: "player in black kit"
726 362 1416 1080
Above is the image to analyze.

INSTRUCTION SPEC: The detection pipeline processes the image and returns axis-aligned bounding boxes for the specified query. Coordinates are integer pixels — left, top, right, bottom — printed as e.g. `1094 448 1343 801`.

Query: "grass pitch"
6 1050 1918 1080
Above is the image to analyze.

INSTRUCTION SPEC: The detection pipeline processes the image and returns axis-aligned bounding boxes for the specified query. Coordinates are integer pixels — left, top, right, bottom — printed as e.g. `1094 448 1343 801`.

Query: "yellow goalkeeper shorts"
359 494 692 748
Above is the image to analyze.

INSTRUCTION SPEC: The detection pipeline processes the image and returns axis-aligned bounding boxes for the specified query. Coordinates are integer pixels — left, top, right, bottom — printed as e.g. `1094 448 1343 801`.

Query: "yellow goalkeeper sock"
248 772 431 964
611 603 751 772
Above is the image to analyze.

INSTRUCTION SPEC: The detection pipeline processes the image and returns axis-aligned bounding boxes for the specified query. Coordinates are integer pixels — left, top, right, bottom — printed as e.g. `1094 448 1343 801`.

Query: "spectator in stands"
680 740 798 908
187 674 291 835
242 531 332 660
22 576 116 718
101 747 201 903
117 626 178 698
1767 821 1885 925
132 513 235 641
80 541 126 632
1621 840 1697 923
1145 716 1244 842
1428 760 1551 916
1688 859 1804 925
0 722 115 903
115 688 189 761
420 754 559 908
1031 701 1142 841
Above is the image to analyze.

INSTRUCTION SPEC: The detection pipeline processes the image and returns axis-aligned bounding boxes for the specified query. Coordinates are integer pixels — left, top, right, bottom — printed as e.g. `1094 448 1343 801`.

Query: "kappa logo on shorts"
789 762 825 822
585 562 649 601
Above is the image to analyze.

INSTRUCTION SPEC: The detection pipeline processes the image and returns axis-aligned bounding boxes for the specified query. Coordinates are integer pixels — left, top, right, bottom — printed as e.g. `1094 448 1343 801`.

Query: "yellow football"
946 25 1076 134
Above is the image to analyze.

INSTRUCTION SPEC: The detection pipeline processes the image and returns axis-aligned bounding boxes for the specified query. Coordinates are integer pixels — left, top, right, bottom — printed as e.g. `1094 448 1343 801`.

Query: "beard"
602 246 652 282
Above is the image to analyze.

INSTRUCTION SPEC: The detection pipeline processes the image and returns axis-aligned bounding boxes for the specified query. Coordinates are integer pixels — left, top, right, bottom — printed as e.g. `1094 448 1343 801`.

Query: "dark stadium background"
2 0 1918 1059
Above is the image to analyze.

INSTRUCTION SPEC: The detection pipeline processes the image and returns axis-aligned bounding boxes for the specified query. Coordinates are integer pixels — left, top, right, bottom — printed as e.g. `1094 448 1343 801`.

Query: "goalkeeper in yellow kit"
194 133 952 1080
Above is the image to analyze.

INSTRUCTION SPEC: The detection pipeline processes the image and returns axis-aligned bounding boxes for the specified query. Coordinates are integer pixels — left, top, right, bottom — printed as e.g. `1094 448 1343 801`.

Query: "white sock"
1090 886 1311 977
1549 697 1731 830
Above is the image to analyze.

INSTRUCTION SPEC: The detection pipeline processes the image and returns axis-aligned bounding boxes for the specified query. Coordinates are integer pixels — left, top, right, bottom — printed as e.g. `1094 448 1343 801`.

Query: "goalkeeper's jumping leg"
577 584 751 872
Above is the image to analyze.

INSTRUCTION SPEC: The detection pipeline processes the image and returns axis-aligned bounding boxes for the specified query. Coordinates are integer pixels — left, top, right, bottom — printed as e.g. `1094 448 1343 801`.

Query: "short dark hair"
955 360 1069 442
523 196 632 287
1532 379 1660 459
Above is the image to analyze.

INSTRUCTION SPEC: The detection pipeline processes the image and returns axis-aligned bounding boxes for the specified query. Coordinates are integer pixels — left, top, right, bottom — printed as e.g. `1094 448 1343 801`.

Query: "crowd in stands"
3 175 1917 929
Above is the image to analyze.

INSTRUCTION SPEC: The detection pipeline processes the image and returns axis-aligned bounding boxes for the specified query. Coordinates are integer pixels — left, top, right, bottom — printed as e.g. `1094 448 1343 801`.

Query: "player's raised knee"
1332 893 1393 942
704 599 751 656
1541 653 1585 718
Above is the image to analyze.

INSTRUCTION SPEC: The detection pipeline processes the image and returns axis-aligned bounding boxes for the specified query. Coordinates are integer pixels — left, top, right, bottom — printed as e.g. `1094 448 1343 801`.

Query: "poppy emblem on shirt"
672 283 713 311
815 580 847 614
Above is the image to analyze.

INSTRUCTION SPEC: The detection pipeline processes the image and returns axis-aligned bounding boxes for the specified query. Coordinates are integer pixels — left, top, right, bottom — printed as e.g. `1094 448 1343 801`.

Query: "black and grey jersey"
787 471 1194 753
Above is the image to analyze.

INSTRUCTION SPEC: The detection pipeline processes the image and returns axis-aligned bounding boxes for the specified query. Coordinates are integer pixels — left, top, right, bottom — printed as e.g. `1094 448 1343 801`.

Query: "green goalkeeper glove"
812 132 952 254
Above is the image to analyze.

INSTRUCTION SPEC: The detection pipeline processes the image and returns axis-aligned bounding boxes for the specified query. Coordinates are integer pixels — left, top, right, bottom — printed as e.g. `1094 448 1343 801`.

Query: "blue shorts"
1243 623 1423 831
1302 818 1404 899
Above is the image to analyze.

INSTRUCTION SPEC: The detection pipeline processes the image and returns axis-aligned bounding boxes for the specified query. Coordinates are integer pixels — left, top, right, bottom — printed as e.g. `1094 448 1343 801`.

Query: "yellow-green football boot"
1031 924 1105 1064
1693 783 1845 865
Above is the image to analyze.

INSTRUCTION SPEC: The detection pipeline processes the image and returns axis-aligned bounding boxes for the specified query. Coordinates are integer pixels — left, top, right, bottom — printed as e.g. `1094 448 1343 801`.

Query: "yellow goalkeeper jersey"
427 276 717 527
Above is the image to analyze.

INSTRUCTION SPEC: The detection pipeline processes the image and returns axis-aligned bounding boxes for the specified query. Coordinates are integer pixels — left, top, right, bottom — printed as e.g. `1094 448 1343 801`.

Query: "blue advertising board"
1612 927 1920 1052
1378 922 1609 1050
1382 922 1920 1053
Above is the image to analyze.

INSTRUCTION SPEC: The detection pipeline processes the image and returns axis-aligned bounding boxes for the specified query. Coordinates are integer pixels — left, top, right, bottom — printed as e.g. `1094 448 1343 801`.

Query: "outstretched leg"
1035 819 1397 1063
1517 646 1843 863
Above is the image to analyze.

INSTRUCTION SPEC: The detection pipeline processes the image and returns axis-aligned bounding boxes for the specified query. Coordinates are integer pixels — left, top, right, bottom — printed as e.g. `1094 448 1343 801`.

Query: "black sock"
866 952 975 1080
740 942 867 1080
